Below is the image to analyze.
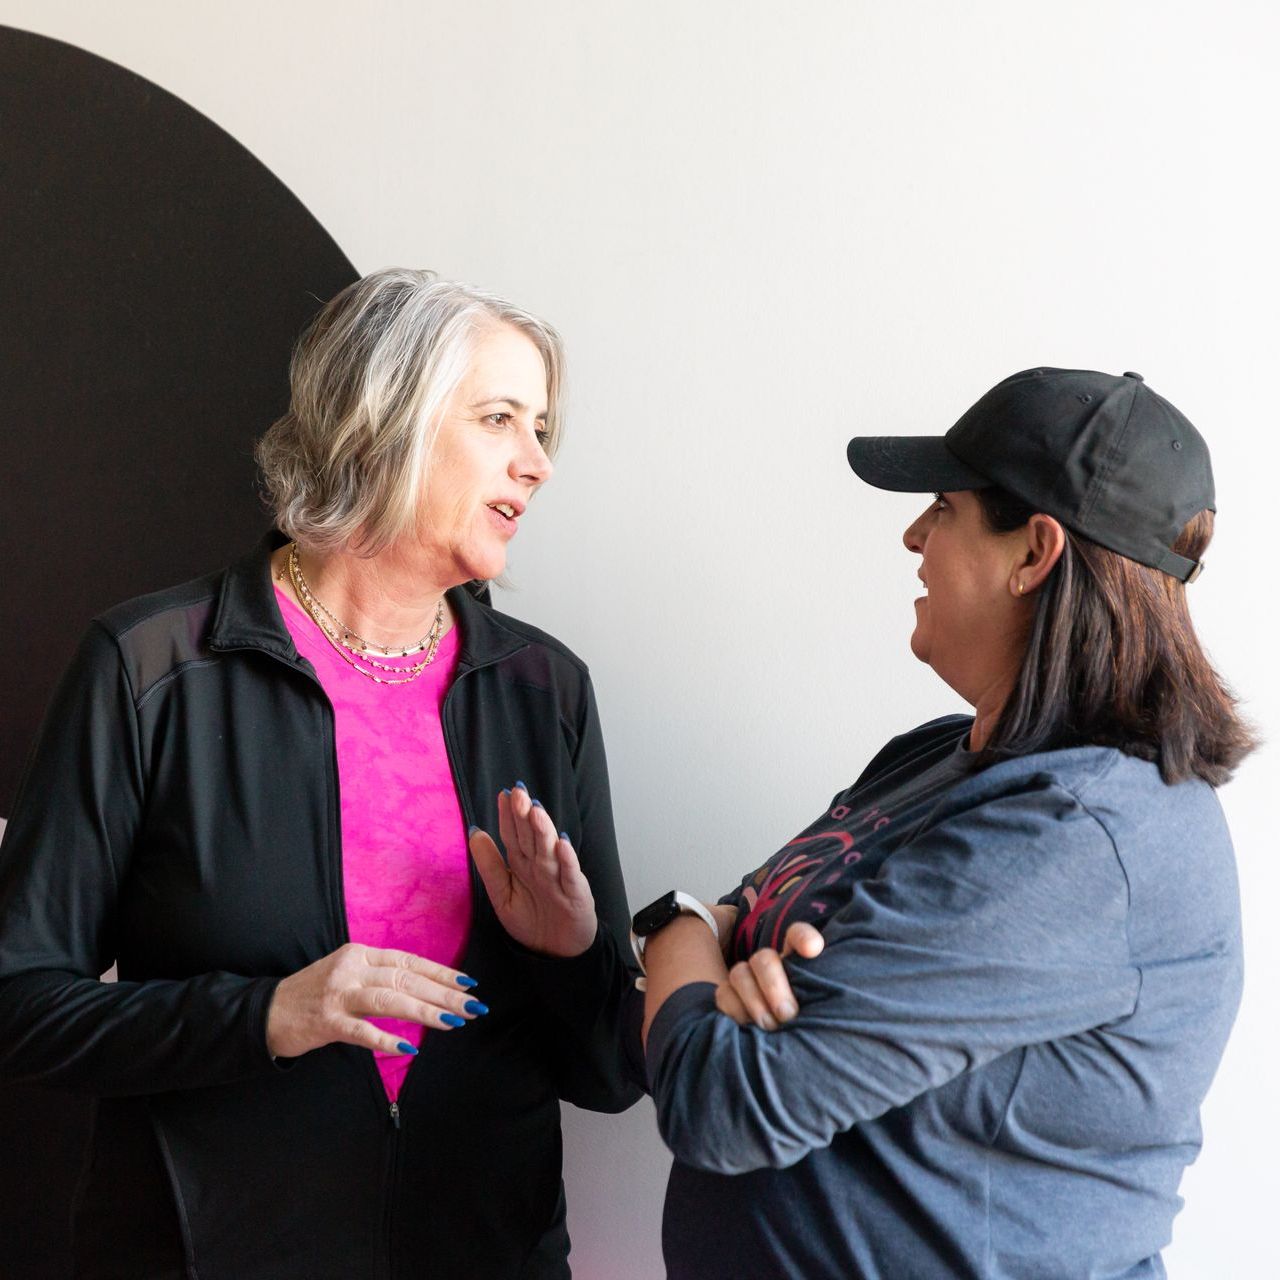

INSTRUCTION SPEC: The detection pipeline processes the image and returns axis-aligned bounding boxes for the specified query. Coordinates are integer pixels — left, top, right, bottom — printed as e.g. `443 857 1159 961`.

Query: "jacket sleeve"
0 623 280 1096
511 675 644 1112
644 778 1141 1173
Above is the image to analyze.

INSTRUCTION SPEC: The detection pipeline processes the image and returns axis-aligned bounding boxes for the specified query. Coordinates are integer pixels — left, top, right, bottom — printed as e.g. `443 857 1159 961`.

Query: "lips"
486 499 524 539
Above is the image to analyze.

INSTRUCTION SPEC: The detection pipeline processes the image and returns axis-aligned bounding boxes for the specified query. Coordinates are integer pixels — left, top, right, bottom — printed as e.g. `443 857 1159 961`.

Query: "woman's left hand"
470 785 598 958
715 922 825 1030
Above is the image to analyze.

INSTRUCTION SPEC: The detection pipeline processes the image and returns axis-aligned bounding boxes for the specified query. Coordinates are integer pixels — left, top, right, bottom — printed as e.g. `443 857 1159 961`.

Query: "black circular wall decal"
0 23 358 815
0 26 358 1277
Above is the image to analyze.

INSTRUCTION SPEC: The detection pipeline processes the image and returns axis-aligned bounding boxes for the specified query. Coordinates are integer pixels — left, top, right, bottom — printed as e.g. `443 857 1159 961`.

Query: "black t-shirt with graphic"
723 715 974 961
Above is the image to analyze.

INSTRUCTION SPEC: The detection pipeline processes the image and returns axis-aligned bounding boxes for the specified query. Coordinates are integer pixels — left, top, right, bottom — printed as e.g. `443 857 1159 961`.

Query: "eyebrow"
470 396 548 420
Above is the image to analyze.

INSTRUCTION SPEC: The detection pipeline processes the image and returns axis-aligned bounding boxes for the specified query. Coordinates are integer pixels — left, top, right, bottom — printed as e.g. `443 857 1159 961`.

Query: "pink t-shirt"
276 586 472 1101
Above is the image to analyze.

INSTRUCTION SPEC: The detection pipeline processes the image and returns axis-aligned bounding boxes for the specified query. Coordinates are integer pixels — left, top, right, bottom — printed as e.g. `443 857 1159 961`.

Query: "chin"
464 552 508 584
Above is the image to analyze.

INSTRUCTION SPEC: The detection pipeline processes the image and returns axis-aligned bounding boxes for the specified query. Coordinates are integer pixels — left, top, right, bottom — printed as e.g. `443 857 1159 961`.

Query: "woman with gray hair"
0 269 639 1278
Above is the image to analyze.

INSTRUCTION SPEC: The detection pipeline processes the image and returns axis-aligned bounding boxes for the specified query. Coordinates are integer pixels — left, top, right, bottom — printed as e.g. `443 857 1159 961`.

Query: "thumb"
469 827 511 908
780 921 824 960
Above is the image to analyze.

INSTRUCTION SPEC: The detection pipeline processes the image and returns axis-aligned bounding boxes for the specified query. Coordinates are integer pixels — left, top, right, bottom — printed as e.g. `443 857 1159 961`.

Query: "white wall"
4 3 1276 1275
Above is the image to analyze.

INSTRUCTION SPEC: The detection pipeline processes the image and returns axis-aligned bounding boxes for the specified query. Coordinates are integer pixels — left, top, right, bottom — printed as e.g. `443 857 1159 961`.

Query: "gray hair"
256 267 565 555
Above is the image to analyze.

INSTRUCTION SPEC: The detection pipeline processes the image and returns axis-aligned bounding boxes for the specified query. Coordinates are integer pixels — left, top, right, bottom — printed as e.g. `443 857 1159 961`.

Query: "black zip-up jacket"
0 534 642 1279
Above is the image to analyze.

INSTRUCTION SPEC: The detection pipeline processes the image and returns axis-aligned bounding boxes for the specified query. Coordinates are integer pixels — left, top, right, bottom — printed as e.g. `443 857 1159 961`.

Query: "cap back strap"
1154 547 1204 583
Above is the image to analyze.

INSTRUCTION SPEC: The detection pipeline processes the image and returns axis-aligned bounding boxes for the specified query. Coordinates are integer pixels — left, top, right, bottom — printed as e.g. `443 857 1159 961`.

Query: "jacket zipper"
218 620 523 1279
383 1100 402 1280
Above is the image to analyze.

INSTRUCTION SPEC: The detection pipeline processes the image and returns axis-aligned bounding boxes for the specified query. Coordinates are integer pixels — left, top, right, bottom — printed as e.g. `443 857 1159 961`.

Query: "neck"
278 542 454 650
966 671 1018 753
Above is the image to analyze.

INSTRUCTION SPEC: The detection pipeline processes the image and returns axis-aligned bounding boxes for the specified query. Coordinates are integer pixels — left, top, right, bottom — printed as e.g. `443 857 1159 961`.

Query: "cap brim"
846 436 989 493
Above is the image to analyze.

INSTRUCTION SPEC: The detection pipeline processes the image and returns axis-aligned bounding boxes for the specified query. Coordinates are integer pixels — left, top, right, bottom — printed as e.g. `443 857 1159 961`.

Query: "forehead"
944 489 982 512
464 323 547 402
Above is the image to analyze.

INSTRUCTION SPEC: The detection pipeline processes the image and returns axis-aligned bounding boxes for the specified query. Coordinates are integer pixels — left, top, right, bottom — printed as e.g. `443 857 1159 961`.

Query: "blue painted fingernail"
455 974 478 988
396 1041 418 1055
559 831 570 842
501 788 511 796
532 798 543 809
464 1000 489 1016
440 1013 466 1028
467 825 479 837
515 779 528 791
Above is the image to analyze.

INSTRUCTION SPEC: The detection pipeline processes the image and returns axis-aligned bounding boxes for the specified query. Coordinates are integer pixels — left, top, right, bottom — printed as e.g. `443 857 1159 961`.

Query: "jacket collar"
208 530 528 671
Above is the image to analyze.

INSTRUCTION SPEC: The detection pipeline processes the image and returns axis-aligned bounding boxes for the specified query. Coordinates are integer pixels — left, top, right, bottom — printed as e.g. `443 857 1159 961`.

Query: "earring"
1018 581 1026 595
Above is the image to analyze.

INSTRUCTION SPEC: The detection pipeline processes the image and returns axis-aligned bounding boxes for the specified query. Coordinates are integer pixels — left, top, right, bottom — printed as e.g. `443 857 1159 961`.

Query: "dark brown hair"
974 487 1258 786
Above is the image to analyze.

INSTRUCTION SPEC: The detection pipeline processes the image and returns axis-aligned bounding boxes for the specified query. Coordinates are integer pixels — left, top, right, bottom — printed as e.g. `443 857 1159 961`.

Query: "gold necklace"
287 544 446 686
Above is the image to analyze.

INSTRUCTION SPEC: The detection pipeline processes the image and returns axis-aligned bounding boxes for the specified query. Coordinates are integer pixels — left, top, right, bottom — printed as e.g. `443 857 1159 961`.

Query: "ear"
1011 513 1066 597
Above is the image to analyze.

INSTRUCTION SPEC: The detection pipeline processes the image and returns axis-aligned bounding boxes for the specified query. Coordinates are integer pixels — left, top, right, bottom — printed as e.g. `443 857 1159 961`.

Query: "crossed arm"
471 780 1138 1176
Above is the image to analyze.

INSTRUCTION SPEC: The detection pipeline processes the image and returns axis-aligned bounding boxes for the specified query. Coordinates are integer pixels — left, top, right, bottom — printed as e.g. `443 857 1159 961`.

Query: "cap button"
1122 371 1144 381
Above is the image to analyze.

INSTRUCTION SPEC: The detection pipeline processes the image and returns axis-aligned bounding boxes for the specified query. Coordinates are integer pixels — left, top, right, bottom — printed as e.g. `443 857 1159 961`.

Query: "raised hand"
266 943 485 1059
469 783 597 958
714 921 825 1031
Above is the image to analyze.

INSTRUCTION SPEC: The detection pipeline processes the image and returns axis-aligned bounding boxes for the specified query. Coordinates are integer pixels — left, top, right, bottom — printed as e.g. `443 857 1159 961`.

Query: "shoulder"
948 743 1222 828
89 570 226 699
474 602 592 677
851 714 973 790
452 594 601 731
925 743 1231 886
95 571 223 641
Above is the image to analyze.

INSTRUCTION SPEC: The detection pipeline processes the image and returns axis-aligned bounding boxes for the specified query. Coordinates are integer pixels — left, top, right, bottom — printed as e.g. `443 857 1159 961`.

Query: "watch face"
632 890 680 937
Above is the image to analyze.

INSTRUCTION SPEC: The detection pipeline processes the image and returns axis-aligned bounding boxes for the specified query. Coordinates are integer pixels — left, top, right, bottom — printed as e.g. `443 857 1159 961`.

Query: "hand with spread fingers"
469 783 599 958
714 921 825 1031
266 943 486 1059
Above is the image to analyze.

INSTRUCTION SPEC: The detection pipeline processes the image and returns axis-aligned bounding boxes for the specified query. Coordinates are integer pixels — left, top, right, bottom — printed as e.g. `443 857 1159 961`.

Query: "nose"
903 508 928 554
512 429 554 487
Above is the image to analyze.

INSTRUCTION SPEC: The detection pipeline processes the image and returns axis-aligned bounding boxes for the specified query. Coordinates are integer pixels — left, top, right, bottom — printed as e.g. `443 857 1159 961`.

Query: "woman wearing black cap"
478 367 1255 1278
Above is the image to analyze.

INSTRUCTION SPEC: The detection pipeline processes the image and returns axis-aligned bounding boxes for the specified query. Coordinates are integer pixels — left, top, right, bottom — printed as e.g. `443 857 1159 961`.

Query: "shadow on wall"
0 26 357 1278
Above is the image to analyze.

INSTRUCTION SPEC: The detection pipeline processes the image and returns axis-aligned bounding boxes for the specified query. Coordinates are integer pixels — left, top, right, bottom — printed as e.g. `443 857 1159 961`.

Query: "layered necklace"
286 542 446 686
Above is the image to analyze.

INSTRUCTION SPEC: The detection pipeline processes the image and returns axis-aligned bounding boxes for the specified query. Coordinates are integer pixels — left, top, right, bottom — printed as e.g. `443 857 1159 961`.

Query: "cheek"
415 485 476 542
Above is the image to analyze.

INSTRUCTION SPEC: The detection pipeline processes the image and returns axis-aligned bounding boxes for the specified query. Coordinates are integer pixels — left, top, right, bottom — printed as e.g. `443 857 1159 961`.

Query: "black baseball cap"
846 367 1215 582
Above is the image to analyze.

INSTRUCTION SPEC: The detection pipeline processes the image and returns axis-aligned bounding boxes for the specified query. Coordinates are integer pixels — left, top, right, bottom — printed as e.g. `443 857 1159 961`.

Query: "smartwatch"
630 890 719 973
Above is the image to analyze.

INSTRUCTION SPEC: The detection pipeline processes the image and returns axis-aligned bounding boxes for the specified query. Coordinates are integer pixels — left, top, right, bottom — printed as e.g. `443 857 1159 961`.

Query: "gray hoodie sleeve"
645 773 1140 1174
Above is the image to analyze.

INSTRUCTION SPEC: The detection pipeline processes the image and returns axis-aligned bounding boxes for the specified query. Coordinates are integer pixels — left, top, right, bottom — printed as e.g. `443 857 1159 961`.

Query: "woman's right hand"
265 944 483 1059
714 922 824 1031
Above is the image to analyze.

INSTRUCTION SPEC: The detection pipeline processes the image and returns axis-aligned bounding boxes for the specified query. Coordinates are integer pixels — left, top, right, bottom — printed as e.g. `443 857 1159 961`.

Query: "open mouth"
486 501 523 536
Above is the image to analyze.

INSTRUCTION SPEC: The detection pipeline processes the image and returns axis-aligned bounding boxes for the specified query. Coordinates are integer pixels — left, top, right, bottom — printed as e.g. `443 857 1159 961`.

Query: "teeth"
491 503 516 518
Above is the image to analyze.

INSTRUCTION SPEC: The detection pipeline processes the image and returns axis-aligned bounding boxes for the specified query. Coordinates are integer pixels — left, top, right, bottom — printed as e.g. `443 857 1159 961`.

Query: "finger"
523 800 563 867
780 922 825 961
727 959 779 1032
469 827 512 911
507 783 541 861
715 981 753 1026
335 1016 422 1057
362 966 487 1020
553 835 594 904
358 946 478 991
747 948 800 1023
496 789 526 868
345 985 483 1029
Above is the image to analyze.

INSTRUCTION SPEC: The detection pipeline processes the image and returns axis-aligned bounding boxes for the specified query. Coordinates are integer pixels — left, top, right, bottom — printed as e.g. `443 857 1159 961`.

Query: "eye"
931 491 948 510
535 427 551 447
486 412 513 427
